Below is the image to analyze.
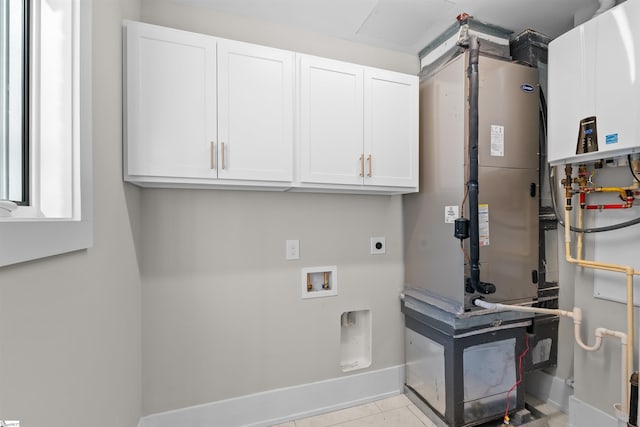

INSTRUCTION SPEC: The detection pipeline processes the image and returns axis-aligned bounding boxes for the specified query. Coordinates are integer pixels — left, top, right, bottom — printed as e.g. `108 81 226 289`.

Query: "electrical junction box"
548 0 640 165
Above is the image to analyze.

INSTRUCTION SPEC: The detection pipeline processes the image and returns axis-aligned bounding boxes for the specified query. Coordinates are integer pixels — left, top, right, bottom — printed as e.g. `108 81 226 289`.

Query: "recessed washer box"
340 309 372 372
301 266 337 299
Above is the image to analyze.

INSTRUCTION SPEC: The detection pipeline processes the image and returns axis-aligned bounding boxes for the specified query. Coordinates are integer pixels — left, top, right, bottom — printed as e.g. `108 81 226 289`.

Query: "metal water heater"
548 0 640 166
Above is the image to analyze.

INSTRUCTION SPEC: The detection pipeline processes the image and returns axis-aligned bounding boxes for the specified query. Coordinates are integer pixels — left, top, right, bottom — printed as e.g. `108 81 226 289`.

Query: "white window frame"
0 0 92 267
1 0 26 202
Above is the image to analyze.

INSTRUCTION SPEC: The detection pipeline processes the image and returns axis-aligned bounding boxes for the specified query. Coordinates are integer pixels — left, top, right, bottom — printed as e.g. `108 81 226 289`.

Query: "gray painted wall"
141 191 406 414
139 0 419 416
0 1 143 426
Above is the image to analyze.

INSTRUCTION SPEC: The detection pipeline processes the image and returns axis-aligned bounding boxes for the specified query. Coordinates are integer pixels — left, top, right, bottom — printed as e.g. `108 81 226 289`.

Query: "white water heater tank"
548 0 640 165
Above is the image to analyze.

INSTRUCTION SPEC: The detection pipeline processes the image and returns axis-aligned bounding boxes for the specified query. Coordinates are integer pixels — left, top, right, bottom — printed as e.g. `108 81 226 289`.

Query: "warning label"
445 205 459 224
490 125 505 157
479 204 490 246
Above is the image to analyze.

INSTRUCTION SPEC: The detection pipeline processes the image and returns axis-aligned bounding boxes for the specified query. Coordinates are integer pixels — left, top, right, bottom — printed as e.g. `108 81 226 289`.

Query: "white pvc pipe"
572 307 603 352
473 299 574 318
599 328 629 411
574 323 603 351
473 299 628 408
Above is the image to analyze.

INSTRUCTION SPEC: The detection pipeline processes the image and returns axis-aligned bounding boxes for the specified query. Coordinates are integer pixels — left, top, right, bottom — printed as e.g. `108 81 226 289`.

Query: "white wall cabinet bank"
124 21 418 194
298 55 418 193
124 21 294 189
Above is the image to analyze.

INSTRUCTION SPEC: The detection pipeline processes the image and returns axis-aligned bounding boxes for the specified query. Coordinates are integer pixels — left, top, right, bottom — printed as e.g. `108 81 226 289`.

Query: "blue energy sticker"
520 84 535 93
605 133 619 145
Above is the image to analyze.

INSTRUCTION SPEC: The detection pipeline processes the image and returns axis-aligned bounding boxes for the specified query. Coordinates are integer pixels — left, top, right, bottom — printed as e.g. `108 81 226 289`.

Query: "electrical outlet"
286 240 299 260
370 237 385 255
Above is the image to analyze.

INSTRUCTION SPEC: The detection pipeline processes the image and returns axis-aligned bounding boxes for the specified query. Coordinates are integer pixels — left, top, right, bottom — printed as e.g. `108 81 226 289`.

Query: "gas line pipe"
576 163 636 210
580 186 635 210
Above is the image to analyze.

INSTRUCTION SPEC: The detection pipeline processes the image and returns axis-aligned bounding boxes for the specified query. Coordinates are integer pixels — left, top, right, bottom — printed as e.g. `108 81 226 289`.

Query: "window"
0 0 28 204
0 0 92 267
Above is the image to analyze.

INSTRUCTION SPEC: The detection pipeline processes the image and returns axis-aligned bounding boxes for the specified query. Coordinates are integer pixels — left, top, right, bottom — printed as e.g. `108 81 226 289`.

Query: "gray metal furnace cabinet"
403 53 539 312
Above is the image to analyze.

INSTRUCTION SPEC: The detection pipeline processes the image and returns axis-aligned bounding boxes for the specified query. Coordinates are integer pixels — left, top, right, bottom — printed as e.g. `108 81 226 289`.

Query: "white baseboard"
525 371 573 413
567 396 618 427
139 365 405 427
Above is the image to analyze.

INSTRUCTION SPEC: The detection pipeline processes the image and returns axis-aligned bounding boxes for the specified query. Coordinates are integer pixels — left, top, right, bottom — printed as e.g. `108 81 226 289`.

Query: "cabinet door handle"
221 142 226 170
367 154 372 177
359 154 364 177
210 141 216 170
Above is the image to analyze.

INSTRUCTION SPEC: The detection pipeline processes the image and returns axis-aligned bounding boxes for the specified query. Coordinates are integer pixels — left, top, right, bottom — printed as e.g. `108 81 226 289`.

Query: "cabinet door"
299 55 364 185
364 68 418 188
217 40 294 182
125 22 217 179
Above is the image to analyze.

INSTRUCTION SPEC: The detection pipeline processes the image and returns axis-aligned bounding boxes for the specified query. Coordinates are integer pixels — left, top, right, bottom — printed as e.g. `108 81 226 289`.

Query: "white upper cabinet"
298 54 418 192
217 40 294 182
299 55 365 186
124 21 294 188
364 68 418 188
125 22 217 180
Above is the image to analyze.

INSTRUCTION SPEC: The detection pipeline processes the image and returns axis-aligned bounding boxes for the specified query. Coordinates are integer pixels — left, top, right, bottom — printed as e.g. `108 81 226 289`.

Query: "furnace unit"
402 45 541 426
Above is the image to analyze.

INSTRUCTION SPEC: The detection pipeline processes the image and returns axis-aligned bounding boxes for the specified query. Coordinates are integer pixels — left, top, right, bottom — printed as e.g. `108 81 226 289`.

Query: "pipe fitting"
574 322 603 352
573 307 582 324
599 328 628 344
473 298 495 309
563 166 574 210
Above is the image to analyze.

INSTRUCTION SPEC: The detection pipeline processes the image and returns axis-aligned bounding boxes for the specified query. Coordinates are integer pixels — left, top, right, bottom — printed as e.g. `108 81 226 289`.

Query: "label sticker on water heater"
444 205 459 223
490 125 505 157
479 204 490 246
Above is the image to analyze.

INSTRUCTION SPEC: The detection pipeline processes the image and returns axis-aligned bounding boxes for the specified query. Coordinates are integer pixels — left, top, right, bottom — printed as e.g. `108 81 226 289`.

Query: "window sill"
0 0 93 268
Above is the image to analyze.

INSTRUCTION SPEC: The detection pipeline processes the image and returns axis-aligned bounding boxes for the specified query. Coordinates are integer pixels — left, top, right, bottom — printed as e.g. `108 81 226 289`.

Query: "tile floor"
271 394 569 427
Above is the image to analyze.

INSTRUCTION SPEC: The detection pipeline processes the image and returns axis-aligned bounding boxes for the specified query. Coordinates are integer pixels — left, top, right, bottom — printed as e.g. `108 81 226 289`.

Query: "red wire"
504 334 530 423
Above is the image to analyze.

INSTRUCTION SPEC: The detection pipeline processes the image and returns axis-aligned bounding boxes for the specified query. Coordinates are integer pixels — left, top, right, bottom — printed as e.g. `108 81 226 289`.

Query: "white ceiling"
173 0 603 53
